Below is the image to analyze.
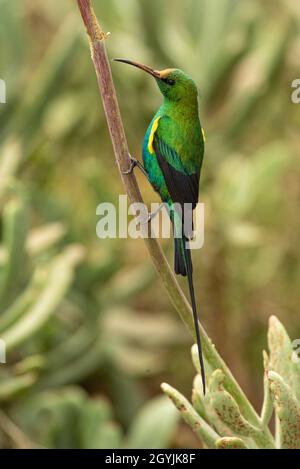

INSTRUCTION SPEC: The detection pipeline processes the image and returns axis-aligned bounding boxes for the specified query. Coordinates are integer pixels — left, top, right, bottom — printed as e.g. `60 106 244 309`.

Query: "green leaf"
1 245 84 351
161 382 219 448
216 436 248 449
268 316 298 399
78 400 122 449
0 197 28 307
125 395 179 449
260 351 273 426
0 373 37 402
209 370 274 448
268 371 300 449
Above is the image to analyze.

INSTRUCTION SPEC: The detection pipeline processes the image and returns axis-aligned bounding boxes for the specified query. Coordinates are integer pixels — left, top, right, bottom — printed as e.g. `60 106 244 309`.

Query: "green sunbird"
114 59 206 393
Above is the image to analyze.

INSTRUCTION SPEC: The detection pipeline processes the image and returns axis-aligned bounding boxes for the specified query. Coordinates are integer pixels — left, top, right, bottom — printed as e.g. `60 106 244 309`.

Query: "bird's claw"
122 154 148 177
122 154 136 175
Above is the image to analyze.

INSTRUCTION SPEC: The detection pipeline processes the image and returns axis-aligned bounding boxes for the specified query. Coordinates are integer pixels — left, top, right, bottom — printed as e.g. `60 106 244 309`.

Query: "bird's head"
113 58 198 102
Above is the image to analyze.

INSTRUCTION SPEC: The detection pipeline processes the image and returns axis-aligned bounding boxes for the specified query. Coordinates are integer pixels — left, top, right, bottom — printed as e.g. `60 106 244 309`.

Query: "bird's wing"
152 117 200 208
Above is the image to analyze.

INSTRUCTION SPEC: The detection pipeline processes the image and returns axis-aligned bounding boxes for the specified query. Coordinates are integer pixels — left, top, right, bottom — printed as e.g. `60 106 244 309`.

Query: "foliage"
11 388 178 449
162 316 300 448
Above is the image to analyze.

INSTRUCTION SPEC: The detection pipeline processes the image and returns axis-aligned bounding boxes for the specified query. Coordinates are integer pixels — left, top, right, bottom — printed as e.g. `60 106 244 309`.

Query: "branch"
76 0 273 439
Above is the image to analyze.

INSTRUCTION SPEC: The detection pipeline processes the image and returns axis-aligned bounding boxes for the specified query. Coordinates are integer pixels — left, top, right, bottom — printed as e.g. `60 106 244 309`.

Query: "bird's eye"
163 78 175 86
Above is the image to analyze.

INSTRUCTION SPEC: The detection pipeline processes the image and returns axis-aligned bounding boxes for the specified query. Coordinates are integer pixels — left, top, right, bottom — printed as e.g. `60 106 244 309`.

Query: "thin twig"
0 409 40 449
76 0 274 441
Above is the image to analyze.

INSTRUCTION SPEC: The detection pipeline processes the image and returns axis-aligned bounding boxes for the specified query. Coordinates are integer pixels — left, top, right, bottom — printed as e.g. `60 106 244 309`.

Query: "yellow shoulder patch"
201 127 206 143
148 116 161 154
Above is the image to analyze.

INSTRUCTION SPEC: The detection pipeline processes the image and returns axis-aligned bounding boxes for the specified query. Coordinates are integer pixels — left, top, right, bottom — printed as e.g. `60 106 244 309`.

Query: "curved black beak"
113 58 161 79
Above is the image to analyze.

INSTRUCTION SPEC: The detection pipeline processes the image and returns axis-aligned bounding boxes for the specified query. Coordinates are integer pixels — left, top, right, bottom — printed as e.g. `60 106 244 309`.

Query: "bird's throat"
161 96 199 121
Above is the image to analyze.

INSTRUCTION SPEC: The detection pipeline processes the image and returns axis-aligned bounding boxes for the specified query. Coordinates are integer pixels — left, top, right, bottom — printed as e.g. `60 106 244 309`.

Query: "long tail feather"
171 208 206 393
175 235 206 394
183 238 206 394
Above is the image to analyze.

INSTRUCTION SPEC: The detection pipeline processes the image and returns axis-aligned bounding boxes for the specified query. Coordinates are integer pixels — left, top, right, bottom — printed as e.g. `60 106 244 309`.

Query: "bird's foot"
122 154 147 177
122 154 136 175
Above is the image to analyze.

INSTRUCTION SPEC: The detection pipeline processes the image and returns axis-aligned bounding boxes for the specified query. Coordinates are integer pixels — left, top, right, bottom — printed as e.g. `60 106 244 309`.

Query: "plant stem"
76 0 274 443
0 409 40 449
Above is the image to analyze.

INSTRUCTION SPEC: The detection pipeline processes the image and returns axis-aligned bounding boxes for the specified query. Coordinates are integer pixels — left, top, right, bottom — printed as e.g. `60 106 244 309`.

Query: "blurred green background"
0 0 299 448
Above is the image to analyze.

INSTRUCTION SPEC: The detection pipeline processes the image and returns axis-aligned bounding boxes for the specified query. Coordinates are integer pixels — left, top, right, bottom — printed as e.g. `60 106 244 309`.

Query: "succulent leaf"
268 371 300 449
260 350 273 426
215 436 248 449
161 382 220 448
268 316 296 395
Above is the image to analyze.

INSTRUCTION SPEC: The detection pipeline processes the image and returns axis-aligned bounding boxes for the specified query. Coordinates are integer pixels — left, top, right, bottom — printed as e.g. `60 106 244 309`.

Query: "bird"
114 59 206 393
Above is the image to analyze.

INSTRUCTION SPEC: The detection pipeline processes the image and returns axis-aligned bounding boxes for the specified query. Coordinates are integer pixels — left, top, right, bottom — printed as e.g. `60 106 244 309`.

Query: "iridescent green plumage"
143 69 204 182
114 60 206 392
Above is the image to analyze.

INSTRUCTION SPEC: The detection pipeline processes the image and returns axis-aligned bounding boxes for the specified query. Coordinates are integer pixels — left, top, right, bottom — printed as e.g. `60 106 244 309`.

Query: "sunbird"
114 59 206 393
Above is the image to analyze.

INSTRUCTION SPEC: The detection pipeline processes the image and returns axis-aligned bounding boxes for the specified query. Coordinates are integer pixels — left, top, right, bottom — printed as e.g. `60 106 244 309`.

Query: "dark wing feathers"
153 135 199 208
